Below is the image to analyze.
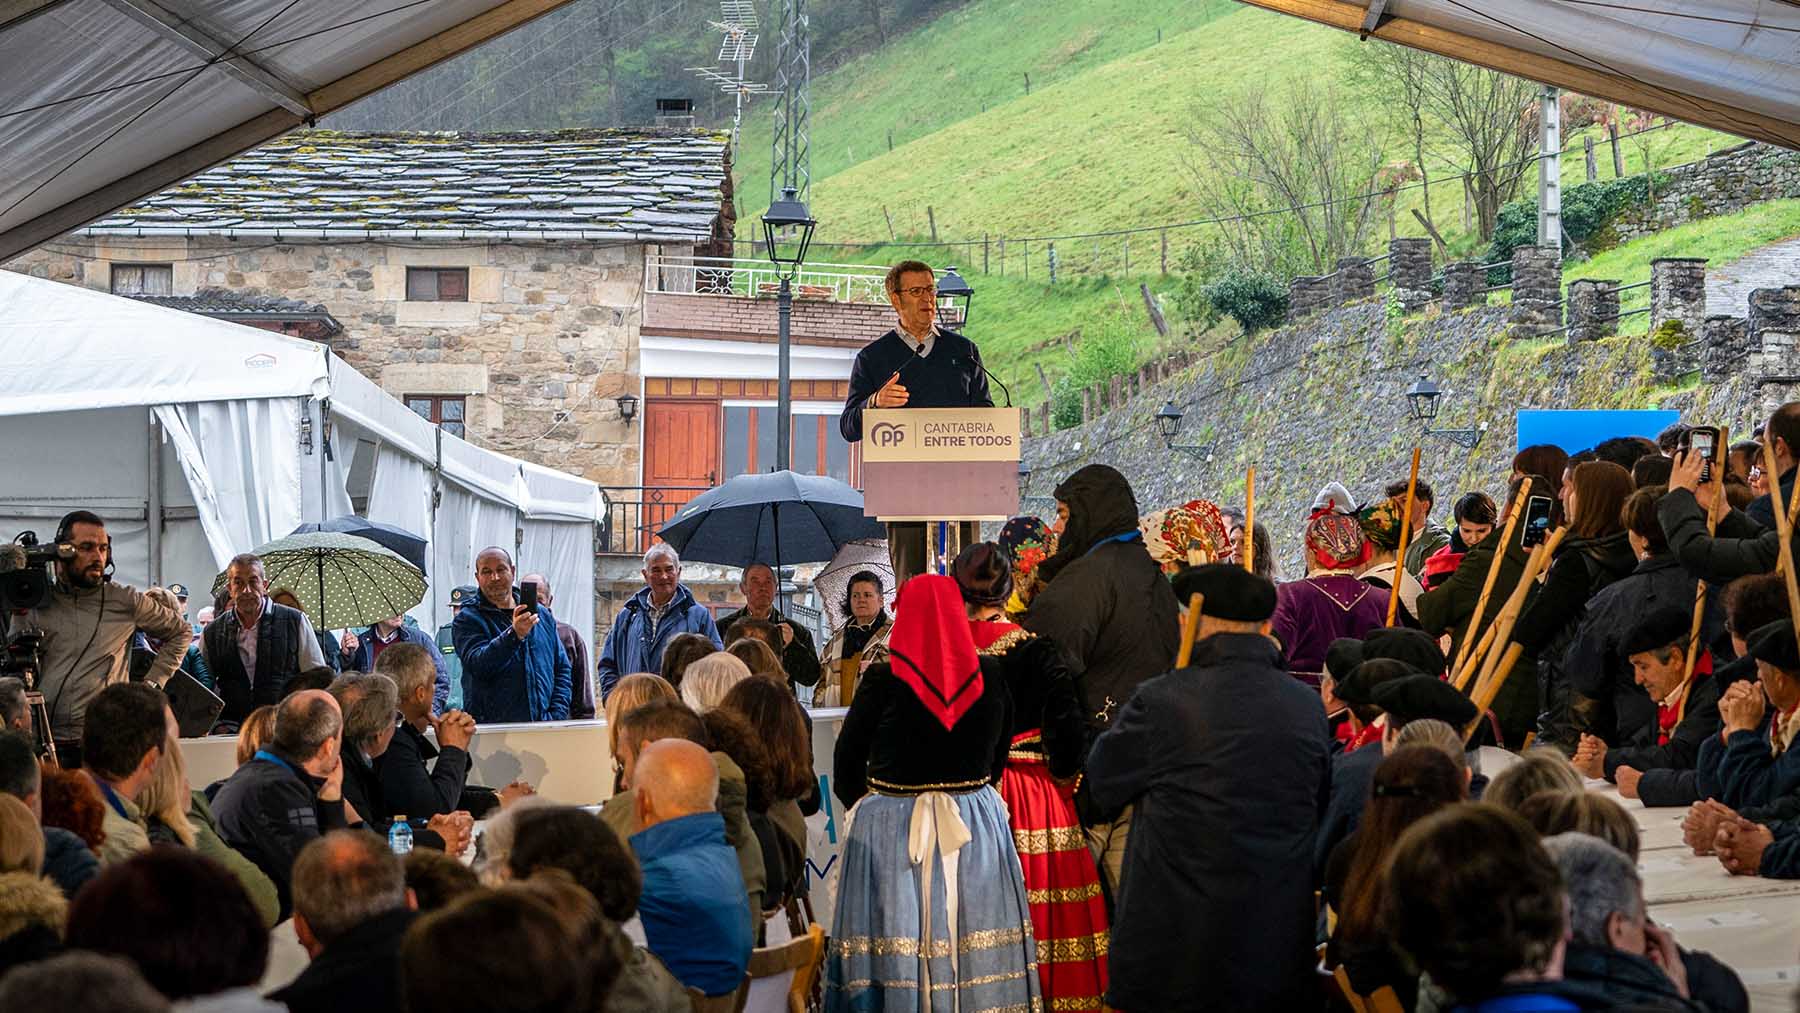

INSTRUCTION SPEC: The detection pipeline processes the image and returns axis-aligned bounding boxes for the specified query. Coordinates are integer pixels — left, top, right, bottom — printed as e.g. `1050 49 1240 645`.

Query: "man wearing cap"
1700 619 1800 810
436 585 475 712
1315 657 1427 878
1572 606 1725 800
1368 674 1480 739
1086 563 1330 1012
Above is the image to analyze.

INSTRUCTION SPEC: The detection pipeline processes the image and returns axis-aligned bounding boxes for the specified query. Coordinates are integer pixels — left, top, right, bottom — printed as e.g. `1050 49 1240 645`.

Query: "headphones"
55 510 115 579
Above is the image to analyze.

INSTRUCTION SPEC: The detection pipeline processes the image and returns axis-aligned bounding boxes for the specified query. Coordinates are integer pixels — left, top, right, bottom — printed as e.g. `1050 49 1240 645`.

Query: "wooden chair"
686 984 746 1013
740 923 826 1013
1331 966 1404 1013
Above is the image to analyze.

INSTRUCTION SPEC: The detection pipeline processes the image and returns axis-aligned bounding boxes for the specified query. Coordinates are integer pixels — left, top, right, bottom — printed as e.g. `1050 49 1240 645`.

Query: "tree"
1348 44 1537 241
1184 77 1387 277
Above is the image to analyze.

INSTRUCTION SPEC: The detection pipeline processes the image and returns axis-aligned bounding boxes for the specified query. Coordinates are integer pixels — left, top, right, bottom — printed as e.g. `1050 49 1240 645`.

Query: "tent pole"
773 502 785 615
146 410 163 587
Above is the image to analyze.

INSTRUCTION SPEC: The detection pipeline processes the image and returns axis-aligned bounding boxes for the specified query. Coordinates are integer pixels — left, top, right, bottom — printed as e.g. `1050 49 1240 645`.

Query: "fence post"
1332 258 1376 304
1161 230 1169 276
1037 402 1051 436
1123 237 1130 276
1509 245 1563 336
1389 238 1434 312
1566 279 1620 343
1048 242 1058 285
1443 262 1486 310
1080 387 1092 424
1702 315 1751 383
983 233 990 275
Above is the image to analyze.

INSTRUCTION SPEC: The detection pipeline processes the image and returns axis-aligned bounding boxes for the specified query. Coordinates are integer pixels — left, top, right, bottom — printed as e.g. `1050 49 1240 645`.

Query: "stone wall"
1020 300 1792 577
8 236 650 487
1612 142 1800 244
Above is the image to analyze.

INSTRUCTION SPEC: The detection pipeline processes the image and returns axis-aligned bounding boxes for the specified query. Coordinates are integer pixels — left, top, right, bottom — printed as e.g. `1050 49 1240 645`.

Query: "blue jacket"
630 811 750 997
347 623 450 714
450 590 571 723
1713 723 1800 810
597 584 721 698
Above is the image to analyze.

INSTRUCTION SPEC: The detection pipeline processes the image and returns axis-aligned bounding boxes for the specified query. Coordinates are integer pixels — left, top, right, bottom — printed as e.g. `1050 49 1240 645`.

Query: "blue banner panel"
1515 409 1682 454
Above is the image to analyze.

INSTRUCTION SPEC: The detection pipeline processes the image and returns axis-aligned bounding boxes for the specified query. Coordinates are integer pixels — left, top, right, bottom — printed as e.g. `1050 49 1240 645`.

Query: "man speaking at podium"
840 260 993 583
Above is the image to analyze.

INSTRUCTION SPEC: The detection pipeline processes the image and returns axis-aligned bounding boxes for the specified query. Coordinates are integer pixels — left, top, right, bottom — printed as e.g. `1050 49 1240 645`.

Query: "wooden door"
642 400 719 551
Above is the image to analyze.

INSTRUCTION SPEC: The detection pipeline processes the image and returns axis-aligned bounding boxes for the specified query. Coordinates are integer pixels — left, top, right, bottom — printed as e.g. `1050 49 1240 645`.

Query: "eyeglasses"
896 285 937 298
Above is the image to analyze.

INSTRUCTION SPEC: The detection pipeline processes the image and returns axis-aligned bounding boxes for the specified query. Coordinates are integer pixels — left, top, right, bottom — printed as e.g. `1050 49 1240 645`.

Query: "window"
405 267 468 302
406 395 466 438
110 263 173 296
722 405 853 483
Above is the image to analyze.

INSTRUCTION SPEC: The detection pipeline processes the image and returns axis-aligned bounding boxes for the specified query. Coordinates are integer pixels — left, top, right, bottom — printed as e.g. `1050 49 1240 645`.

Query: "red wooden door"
642 400 719 550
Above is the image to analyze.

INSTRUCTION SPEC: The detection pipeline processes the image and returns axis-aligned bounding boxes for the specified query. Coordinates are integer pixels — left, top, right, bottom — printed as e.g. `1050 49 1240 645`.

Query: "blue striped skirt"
824 785 1043 1013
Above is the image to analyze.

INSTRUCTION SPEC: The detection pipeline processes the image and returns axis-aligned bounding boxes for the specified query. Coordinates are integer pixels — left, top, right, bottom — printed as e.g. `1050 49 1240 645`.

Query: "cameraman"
9 511 190 764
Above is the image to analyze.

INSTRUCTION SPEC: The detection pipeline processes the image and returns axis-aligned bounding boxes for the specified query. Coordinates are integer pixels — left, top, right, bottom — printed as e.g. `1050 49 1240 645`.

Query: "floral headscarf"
1306 483 1373 572
1141 499 1232 575
998 515 1056 615
1357 497 1407 552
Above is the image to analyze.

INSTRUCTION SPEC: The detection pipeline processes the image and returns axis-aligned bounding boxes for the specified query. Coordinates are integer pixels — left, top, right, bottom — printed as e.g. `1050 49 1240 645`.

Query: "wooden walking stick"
1243 467 1257 574
1683 427 1728 683
1465 642 1526 744
1466 526 1568 701
1449 478 1532 681
1176 592 1205 668
1760 439 1800 633
1387 447 1422 628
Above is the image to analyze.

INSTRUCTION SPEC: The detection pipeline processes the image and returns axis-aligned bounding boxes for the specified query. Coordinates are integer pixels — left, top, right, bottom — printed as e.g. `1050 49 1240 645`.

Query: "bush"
1201 270 1289 333
1046 309 1148 430
1486 172 1666 274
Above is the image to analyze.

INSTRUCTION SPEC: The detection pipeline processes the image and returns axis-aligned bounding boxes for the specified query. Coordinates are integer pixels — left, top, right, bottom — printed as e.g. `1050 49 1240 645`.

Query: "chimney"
655 98 695 129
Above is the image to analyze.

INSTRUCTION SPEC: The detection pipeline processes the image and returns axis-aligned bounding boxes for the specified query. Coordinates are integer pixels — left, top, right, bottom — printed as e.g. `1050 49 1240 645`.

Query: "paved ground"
1707 236 1800 317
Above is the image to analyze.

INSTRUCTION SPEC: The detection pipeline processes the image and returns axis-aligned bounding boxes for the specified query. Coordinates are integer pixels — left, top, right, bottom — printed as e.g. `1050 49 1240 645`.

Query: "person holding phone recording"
450 546 571 724
1416 474 1552 747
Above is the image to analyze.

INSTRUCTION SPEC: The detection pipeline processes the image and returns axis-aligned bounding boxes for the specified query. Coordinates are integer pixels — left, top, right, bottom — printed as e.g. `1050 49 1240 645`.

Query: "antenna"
769 0 811 209
687 0 765 157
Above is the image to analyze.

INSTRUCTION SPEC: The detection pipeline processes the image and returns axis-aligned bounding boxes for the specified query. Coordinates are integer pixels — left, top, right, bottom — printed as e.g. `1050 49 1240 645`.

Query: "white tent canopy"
0 0 583 262
0 270 605 639
1241 1 1800 149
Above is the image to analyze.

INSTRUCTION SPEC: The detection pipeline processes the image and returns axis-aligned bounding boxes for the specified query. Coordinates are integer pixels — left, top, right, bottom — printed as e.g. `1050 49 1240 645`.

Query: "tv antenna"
687 0 767 157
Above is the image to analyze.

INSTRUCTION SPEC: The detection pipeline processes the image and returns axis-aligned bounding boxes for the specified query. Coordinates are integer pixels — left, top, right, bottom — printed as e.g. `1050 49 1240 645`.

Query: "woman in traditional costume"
1270 484 1390 686
814 570 893 707
826 574 1041 1012
954 542 1104 1011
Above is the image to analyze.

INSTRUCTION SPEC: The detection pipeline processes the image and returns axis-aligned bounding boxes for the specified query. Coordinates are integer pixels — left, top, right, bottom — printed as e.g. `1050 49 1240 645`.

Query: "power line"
740 120 1690 250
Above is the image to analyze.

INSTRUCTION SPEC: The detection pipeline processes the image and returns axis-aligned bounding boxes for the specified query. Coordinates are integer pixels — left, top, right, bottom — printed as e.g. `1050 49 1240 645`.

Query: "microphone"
961 354 1012 408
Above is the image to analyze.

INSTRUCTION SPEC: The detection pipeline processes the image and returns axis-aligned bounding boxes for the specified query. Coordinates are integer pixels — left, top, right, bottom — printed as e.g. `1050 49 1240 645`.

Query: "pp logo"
870 421 907 447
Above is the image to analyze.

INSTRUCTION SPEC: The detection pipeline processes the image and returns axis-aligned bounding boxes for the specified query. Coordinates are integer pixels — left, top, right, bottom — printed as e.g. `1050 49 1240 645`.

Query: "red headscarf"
886 574 985 731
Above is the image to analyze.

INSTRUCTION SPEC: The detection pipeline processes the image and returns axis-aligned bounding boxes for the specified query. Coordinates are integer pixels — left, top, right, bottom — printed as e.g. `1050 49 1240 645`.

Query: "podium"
861 407 1022 577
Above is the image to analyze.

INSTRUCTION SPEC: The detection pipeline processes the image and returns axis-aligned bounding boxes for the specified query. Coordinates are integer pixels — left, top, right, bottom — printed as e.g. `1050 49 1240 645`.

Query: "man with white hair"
1541 833 1701 1010
597 544 720 699
451 546 571 724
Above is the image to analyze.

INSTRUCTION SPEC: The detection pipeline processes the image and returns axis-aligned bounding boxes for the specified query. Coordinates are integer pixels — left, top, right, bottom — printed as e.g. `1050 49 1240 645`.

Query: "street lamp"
937 265 974 330
1154 401 1215 460
761 186 816 472
1405 372 1485 449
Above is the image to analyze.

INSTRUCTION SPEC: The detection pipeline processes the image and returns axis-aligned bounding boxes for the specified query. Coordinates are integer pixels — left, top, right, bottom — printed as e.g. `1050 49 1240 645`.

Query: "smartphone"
519 581 539 611
1520 495 1554 548
1684 425 1720 482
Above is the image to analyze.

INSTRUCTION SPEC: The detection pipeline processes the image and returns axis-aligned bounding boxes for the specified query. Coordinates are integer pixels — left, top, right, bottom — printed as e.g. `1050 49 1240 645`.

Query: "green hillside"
732 0 1751 405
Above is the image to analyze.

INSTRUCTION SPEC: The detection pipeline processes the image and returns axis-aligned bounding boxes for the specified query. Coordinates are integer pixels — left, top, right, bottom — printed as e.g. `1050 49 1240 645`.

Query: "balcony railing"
599 485 711 555
645 254 892 304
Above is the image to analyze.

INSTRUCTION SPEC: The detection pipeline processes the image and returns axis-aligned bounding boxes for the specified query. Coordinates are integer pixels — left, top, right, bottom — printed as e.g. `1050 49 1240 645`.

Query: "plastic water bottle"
388 816 413 855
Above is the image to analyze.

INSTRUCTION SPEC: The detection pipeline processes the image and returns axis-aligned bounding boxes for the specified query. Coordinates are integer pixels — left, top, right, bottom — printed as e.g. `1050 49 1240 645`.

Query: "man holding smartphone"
450 546 571 724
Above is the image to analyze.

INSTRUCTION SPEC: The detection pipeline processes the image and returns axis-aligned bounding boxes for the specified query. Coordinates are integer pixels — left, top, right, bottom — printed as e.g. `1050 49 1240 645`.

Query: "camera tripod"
1 630 59 768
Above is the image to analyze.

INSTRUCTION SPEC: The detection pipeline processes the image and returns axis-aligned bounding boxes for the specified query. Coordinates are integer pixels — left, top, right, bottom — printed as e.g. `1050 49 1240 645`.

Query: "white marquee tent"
0 270 605 639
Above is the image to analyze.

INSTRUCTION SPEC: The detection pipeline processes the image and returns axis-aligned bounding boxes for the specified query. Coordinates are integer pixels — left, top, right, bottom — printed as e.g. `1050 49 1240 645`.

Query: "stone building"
5 127 734 492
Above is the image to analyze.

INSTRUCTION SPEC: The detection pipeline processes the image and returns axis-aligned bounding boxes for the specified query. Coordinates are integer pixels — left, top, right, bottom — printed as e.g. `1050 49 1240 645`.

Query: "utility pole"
1537 85 1562 250
769 0 811 208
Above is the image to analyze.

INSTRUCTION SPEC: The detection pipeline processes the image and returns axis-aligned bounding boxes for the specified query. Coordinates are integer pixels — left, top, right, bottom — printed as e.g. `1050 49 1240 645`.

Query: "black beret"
1325 638 1364 682
1170 563 1278 622
1370 674 1478 728
1337 659 1421 708
1619 606 1694 659
1361 627 1448 678
1748 619 1800 670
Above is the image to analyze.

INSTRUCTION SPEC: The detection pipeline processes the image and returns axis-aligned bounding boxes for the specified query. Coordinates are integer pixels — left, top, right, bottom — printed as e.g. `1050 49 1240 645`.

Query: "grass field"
731 0 1754 397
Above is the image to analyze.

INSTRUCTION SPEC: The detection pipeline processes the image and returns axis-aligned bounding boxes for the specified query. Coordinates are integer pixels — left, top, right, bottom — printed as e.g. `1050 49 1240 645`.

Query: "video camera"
0 532 69 612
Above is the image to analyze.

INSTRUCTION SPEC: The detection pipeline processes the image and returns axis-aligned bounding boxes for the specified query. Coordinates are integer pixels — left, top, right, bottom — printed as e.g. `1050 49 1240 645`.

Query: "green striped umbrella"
211 531 427 631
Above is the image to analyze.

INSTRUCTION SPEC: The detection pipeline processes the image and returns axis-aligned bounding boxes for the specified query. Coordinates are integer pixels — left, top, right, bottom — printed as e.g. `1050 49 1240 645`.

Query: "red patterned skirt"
999 730 1109 1012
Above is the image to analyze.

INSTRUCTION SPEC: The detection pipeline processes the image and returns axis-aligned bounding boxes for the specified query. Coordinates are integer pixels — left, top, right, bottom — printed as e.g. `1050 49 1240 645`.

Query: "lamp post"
761 186 816 472
1405 373 1486 449
1154 401 1215 460
937 265 974 330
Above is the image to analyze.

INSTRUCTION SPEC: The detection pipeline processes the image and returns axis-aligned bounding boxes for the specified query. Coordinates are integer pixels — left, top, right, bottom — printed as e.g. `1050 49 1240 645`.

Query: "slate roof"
131 288 343 334
79 129 729 243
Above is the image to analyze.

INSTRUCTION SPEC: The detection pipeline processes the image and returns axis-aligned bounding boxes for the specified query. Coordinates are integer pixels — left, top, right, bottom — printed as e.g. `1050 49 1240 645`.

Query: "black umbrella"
656 470 884 569
291 516 428 575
